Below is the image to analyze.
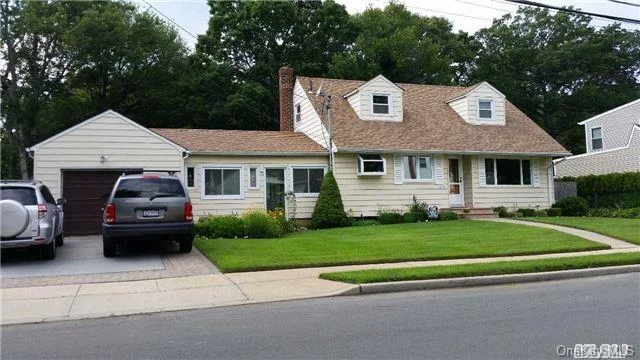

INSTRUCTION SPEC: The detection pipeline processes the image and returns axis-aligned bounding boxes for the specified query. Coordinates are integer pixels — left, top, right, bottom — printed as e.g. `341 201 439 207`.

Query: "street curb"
335 265 640 295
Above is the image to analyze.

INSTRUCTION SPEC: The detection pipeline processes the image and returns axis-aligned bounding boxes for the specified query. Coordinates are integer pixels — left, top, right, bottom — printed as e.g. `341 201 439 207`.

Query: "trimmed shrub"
242 210 282 238
518 208 536 217
195 215 244 238
403 212 419 223
553 197 589 217
352 219 379 227
492 206 508 218
534 210 548 217
546 208 562 217
438 210 458 221
311 171 352 229
378 209 404 224
588 207 640 219
560 172 640 208
407 196 427 222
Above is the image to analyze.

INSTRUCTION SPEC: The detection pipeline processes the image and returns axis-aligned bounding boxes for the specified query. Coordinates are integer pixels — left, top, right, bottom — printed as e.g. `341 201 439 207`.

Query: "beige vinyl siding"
185 154 328 220
466 83 506 125
333 153 448 217
471 156 552 209
350 76 403 122
293 79 331 149
33 113 182 200
462 156 473 206
448 97 468 121
583 101 639 152
555 128 640 177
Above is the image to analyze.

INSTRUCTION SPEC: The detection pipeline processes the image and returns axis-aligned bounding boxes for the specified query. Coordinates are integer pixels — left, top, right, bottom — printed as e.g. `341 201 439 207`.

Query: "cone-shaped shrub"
311 171 352 229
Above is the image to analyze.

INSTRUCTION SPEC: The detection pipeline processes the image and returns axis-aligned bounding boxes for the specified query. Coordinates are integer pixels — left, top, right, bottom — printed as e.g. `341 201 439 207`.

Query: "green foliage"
492 206 508 218
546 208 562 217
377 209 404 225
518 208 536 217
352 219 380 227
311 171 352 229
470 7 640 153
534 210 548 217
588 208 640 219
405 195 427 222
560 172 640 208
553 197 590 216
195 215 245 239
242 210 282 238
438 210 458 221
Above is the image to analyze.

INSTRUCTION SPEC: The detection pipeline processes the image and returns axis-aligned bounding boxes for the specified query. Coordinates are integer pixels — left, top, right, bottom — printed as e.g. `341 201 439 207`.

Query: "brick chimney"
278 66 294 132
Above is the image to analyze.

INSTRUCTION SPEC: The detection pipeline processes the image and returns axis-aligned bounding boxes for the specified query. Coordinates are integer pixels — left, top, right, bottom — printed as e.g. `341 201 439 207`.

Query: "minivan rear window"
114 178 185 199
1 187 38 205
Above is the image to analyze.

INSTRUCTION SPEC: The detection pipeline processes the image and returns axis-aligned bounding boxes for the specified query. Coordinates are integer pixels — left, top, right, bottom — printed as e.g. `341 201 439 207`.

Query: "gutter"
187 151 329 157
336 148 572 157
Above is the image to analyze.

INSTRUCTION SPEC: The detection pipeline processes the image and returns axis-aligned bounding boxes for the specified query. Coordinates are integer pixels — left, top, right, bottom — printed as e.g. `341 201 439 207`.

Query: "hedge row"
560 172 640 195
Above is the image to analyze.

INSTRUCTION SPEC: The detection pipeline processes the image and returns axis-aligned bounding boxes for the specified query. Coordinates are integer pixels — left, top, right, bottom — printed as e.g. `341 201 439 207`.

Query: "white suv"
0 181 64 260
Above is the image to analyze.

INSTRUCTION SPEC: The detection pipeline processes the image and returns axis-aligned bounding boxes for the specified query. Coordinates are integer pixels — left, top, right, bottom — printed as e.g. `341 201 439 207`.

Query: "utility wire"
140 0 199 40
608 0 640 7
503 0 640 25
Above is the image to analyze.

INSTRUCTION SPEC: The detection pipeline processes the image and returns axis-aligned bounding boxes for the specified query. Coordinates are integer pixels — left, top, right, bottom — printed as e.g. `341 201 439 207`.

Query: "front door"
265 168 286 211
448 158 464 208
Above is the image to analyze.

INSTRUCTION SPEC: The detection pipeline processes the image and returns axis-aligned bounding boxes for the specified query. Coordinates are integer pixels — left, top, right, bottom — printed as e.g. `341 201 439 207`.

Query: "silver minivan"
0 181 64 260
101 173 194 257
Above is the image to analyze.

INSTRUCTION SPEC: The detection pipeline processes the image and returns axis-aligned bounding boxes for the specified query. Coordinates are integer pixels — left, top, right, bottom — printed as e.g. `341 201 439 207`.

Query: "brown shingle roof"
299 76 570 156
151 128 326 154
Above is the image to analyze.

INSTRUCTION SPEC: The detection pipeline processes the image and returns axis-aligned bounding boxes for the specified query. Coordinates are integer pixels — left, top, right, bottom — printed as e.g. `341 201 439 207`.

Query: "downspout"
181 150 190 183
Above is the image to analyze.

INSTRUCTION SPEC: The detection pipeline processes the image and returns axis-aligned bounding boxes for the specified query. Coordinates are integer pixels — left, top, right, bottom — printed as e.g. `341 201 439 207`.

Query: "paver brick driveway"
1 236 219 288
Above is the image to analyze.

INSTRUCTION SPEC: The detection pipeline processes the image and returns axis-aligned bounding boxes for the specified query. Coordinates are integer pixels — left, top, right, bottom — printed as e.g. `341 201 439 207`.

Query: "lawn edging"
331 265 640 295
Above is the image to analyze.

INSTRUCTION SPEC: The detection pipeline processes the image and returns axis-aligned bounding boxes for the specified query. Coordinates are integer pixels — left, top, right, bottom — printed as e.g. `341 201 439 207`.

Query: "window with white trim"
372 94 390 115
203 167 242 197
186 167 195 188
477 99 494 119
484 158 531 185
293 168 325 194
295 104 301 123
403 156 433 181
357 154 386 175
591 127 603 151
249 167 259 189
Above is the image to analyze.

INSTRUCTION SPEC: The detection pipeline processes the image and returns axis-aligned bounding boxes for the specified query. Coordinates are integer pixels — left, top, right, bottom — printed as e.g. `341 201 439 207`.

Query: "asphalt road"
3 273 639 360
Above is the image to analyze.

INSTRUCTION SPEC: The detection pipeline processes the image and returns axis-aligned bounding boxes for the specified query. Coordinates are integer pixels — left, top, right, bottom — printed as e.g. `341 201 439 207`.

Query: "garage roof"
151 128 327 155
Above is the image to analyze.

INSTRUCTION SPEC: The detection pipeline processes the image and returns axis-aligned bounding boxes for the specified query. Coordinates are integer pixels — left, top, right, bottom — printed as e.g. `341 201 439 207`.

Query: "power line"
608 0 640 7
503 0 640 25
454 0 510 13
140 0 199 41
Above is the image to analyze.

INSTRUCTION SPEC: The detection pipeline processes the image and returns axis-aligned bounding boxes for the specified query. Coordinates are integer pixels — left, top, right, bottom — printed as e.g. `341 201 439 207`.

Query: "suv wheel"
55 232 64 247
103 236 116 257
179 235 193 253
42 238 56 260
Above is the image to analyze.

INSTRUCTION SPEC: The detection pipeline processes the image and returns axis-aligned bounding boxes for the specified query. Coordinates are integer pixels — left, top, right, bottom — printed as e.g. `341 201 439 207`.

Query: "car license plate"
142 209 159 217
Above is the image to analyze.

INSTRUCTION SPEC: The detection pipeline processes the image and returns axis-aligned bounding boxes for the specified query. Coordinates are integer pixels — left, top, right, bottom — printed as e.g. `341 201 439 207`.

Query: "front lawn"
522 217 640 245
319 252 640 284
195 221 609 272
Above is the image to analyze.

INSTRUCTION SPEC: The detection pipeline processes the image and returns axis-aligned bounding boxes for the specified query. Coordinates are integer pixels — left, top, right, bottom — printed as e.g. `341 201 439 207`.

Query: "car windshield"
0 187 38 205
114 178 185 199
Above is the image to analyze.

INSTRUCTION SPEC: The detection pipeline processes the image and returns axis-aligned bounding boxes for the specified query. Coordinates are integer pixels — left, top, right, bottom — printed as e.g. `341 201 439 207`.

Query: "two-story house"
554 99 640 178
28 66 569 235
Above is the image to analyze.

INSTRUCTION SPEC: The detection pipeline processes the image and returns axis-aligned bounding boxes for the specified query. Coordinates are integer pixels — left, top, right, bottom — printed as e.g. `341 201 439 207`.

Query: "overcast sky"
133 0 640 49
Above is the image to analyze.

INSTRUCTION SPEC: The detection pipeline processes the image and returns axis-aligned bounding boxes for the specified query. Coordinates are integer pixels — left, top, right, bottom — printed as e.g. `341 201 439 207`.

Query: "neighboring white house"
29 67 569 234
554 99 640 178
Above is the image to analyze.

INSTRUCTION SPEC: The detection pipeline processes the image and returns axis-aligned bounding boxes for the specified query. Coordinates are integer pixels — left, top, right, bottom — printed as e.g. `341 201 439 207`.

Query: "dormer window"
591 127 603 151
372 94 391 115
477 99 494 120
357 154 386 175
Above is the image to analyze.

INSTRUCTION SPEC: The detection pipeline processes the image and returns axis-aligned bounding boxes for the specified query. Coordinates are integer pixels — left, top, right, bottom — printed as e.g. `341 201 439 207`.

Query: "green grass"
319 252 640 284
194 221 609 272
521 217 640 245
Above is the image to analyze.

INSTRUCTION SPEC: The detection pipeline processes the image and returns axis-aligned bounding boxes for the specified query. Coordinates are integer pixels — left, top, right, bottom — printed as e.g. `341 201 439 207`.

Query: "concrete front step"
447 208 499 219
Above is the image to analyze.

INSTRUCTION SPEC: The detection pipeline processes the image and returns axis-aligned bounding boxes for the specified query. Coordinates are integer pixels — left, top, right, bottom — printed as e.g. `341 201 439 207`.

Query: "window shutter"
478 157 486 186
243 165 249 189
393 154 403 185
285 166 293 193
434 155 444 185
532 158 540 187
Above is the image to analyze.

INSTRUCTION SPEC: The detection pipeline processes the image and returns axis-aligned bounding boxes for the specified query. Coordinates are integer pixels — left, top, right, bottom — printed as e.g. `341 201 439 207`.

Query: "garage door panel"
62 170 139 235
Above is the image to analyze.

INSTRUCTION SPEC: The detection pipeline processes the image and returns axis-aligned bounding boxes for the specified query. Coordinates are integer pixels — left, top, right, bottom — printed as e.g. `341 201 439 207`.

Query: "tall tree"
197 0 355 130
329 3 475 84
470 7 640 153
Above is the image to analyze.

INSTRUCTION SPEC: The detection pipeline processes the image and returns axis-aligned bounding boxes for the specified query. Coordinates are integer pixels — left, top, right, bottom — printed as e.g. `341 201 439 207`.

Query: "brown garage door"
62 170 140 235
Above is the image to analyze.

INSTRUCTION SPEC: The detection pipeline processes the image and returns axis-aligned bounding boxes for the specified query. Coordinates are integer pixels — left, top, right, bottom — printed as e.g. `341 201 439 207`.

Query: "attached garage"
28 110 186 235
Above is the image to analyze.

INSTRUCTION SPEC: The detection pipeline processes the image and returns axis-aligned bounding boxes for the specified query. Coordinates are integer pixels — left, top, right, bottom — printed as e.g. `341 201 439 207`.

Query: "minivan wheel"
103 236 116 257
179 235 193 253
42 238 56 260
55 232 64 247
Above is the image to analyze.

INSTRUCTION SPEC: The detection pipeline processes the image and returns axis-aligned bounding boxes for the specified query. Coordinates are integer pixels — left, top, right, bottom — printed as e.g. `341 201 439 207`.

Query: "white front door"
448 157 464 208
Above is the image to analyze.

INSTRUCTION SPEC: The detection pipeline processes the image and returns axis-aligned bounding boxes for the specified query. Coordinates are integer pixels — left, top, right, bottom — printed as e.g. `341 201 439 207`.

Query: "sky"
133 0 640 49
